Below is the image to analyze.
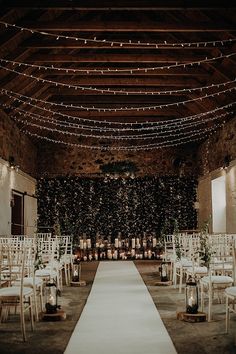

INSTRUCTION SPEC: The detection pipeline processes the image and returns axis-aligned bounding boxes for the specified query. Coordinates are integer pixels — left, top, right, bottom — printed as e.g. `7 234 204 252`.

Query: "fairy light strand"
1 20 236 48
9 105 232 135
0 61 235 96
1 84 236 112
12 110 232 140
20 120 226 151
0 52 235 75
1 89 235 128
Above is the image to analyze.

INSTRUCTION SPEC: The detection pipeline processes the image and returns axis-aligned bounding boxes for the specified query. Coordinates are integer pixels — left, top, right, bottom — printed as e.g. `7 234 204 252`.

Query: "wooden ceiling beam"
42 67 210 77
7 1 235 11
21 39 223 50
49 94 185 104
25 53 212 63
42 76 201 86
18 20 236 32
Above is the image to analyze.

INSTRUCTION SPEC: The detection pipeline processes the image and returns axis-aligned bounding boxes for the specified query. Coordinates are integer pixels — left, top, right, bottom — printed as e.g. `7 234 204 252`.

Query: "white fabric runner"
64 261 177 354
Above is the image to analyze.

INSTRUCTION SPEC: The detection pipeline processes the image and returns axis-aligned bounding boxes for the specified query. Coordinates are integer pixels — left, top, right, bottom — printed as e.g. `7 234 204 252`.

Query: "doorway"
11 190 24 235
211 175 226 233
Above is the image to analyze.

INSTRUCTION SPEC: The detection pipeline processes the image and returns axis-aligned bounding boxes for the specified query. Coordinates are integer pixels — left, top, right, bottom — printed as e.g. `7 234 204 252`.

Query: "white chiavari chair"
200 241 234 322
0 241 35 341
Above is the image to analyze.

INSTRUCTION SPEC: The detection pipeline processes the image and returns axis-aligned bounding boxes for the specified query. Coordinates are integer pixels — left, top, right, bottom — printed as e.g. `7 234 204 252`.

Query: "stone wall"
196 114 236 233
197 115 236 175
38 142 198 177
0 110 38 177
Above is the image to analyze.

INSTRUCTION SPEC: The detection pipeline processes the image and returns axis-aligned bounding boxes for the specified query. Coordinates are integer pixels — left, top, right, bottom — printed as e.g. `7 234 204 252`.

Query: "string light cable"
1 88 235 129
0 52 236 74
1 20 236 48
12 110 233 140
1 84 236 112
9 105 233 136
21 119 226 151
0 60 235 96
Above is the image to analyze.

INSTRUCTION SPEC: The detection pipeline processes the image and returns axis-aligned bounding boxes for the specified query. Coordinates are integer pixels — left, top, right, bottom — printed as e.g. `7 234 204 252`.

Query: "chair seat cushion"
201 275 233 284
175 258 192 268
0 286 33 297
35 269 57 278
13 277 43 288
187 266 208 274
225 286 236 297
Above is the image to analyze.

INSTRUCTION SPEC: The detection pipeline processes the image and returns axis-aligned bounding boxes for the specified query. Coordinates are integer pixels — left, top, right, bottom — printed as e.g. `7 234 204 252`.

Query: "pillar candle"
115 238 119 248
80 239 84 249
87 239 91 249
131 238 135 248
153 238 157 247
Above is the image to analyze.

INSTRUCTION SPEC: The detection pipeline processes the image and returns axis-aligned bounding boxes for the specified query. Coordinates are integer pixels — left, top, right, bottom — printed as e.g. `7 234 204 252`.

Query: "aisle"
64 261 177 354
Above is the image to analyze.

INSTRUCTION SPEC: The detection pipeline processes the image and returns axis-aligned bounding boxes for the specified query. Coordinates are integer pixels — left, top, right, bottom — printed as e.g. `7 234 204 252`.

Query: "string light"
12 110 232 140
0 52 235 74
1 21 235 49
1 84 235 112
9 104 232 135
1 89 235 128
20 120 226 151
0 61 235 96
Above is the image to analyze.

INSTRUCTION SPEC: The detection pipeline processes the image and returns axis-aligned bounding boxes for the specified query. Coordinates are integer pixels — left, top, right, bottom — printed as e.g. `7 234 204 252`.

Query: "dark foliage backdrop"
36 176 197 243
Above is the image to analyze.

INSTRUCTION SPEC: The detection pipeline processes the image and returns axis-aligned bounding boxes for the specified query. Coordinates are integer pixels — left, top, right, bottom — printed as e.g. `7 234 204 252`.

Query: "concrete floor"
0 260 235 354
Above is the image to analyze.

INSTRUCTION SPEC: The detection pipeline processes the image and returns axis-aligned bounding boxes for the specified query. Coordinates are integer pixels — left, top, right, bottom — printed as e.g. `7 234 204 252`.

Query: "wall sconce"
8 156 20 172
222 154 231 170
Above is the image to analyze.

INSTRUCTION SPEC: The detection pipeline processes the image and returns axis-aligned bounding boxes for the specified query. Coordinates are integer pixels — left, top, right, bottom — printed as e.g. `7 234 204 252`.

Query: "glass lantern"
45 281 60 314
185 276 198 314
72 260 81 282
160 261 169 282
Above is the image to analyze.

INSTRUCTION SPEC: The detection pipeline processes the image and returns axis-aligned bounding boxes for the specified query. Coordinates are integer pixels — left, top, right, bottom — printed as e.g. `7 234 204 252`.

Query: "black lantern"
72 260 81 282
45 281 60 314
159 261 169 282
185 276 198 314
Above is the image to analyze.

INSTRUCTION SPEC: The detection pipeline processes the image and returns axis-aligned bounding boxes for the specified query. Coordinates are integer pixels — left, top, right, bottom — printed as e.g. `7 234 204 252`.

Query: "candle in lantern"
48 294 56 306
95 252 98 260
148 250 152 259
83 242 87 250
115 238 119 248
188 295 195 307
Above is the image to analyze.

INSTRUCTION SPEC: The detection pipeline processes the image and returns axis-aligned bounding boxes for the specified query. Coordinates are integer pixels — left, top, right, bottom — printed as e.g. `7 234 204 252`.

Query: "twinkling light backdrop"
36 176 197 243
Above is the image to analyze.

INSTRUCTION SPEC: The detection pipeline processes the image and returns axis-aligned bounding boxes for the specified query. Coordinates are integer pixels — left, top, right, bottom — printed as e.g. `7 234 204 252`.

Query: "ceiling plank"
6 1 235 11
25 52 214 63
18 20 236 32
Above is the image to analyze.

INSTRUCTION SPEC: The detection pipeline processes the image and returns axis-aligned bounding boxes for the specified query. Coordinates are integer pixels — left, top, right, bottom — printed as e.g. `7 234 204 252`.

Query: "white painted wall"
0 158 37 236
211 175 226 233
226 164 236 233
198 160 236 233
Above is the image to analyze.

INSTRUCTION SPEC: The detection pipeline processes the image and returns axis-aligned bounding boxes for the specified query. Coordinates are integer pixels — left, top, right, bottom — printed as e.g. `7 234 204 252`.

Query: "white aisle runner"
64 261 177 354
